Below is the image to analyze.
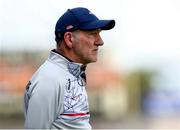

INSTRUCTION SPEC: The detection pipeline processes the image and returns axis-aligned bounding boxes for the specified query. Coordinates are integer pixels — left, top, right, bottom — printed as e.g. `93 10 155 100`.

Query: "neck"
56 45 85 65
52 49 73 62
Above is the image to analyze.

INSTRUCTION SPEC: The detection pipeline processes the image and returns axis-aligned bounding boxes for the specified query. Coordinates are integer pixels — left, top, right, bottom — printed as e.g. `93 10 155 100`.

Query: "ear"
64 32 73 49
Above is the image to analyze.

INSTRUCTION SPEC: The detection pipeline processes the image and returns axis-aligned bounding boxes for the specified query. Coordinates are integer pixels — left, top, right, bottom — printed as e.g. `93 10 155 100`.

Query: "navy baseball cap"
55 7 115 42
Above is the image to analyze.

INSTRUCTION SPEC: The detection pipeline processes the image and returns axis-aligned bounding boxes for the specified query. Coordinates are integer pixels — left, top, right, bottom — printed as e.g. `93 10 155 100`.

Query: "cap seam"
67 9 81 27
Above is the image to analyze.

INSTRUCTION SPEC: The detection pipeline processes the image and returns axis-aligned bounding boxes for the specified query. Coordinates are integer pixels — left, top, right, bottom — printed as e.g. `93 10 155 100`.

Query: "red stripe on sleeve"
61 112 89 116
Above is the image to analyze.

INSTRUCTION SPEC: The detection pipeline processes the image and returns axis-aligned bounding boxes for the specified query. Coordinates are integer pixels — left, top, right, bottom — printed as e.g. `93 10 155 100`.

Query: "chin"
85 59 97 64
91 58 98 63
85 56 98 64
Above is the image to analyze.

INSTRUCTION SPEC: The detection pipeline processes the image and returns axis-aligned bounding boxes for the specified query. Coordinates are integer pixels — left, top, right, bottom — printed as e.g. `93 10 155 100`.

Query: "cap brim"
79 20 115 30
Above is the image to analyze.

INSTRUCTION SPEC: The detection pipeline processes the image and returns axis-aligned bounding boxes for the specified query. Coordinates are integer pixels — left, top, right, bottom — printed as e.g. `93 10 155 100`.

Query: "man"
24 7 115 129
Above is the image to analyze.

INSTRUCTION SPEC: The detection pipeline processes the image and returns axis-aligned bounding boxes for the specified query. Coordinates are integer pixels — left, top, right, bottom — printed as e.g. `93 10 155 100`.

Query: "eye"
89 32 99 36
84 30 101 38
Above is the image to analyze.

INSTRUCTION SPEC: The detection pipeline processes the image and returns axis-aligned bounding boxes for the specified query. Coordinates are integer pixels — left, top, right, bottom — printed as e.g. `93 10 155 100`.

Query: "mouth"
93 48 98 52
91 49 98 56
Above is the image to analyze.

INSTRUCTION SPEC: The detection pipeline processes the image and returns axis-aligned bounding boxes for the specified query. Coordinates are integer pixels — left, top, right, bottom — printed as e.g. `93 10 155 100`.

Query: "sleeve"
24 76 61 129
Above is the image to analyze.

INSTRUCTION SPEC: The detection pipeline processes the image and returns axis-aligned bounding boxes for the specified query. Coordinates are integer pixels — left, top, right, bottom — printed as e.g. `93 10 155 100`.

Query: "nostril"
99 42 104 46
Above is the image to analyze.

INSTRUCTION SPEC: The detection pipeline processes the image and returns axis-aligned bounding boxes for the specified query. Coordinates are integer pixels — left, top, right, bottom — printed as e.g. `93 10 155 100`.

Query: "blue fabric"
55 7 115 35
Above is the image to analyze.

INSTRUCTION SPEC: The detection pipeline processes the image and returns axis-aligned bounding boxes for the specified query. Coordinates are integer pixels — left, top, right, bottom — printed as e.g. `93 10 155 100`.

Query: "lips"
93 48 98 51
92 49 98 56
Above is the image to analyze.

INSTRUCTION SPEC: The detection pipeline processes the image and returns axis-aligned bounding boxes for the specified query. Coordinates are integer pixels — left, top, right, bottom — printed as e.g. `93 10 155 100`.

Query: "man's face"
72 29 104 64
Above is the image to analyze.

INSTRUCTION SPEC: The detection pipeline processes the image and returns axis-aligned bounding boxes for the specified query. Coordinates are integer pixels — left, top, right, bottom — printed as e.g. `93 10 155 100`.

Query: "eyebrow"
84 29 102 33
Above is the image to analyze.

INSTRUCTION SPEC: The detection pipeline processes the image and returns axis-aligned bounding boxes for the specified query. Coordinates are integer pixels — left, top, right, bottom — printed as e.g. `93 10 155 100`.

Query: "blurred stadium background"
1 0 180 129
1 49 180 129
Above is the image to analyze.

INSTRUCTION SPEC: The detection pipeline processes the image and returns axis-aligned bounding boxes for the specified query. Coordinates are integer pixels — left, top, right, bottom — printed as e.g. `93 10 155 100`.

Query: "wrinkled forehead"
70 29 102 38
76 28 102 33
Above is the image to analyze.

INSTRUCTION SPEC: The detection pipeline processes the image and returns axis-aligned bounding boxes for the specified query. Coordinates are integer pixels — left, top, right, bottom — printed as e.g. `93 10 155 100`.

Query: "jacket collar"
48 49 86 79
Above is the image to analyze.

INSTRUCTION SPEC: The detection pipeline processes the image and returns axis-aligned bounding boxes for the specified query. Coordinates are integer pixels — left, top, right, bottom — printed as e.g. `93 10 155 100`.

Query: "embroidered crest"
66 25 74 30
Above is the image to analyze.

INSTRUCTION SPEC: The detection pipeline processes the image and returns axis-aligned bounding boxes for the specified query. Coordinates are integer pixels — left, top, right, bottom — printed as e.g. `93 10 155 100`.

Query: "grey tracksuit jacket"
24 50 91 129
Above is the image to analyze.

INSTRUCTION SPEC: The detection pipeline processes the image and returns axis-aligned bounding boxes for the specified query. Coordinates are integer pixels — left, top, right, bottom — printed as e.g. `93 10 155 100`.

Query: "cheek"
80 40 94 52
74 37 95 54
85 40 95 50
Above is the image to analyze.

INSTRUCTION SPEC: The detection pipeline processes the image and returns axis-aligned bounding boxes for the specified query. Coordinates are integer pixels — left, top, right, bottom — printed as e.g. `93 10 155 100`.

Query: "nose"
95 34 104 46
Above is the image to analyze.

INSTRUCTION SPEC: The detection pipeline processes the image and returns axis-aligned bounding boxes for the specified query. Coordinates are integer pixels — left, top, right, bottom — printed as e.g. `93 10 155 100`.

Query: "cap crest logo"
66 25 73 30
